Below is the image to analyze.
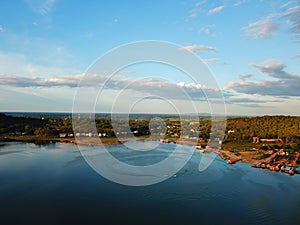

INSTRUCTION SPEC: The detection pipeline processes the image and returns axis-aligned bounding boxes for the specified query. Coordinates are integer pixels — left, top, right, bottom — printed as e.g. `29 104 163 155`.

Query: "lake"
0 142 300 225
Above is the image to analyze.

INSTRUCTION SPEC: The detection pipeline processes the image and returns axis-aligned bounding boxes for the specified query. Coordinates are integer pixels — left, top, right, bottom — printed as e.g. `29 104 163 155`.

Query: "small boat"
260 162 267 169
199 149 205 154
295 167 300 174
268 164 277 171
280 165 286 172
275 164 281 172
284 166 291 174
289 167 295 176
160 139 170 143
251 162 261 168
228 159 237 164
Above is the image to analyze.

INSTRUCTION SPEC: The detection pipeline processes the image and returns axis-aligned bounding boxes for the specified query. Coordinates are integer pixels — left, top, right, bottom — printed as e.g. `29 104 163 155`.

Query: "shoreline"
1 136 299 169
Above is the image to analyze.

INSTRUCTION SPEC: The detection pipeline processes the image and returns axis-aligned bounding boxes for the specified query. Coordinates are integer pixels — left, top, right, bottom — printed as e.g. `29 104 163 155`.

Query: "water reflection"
0 142 299 225
62 155 85 168
34 140 56 147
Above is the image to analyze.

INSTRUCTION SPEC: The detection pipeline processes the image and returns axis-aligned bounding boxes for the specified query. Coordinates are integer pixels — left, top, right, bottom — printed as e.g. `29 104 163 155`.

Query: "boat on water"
283 166 295 175
269 164 277 171
250 161 299 176
251 162 261 168
260 162 267 169
288 167 295 176
275 164 281 172
228 159 237 164
295 167 300 174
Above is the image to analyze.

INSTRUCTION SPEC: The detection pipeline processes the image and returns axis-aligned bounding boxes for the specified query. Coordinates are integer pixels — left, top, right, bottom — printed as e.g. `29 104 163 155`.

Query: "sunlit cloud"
179 45 218 53
207 5 225 15
281 1 293 9
0 73 225 102
198 24 217 35
225 60 300 97
242 4 300 41
243 16 279 38
238 74 253 81
233 0 247 7
194 0 207 8
284 5 300 40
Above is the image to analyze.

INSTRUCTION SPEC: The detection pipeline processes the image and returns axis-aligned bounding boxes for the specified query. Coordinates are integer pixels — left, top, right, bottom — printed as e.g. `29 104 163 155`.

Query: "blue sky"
0 0 300 115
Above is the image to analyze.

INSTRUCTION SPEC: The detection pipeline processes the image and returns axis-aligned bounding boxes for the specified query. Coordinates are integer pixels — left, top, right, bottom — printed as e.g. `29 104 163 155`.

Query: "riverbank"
216 149 300 168
0 135 148 146
1 135 300 168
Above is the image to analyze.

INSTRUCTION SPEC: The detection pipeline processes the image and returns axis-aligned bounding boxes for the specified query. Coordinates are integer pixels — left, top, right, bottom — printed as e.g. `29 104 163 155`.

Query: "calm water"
0 142 300 225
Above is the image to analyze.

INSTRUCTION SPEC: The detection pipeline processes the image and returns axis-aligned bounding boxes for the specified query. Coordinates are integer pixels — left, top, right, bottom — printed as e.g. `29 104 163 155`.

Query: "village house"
253 137 282 144
59 133 67 138
260 138 282 143
253 137 259 143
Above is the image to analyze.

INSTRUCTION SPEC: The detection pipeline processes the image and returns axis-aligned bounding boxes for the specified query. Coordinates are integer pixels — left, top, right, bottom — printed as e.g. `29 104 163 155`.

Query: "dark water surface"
0 142 299 225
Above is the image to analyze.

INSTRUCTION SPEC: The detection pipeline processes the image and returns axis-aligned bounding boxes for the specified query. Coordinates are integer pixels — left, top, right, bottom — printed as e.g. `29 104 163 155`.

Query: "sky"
0 0 300 115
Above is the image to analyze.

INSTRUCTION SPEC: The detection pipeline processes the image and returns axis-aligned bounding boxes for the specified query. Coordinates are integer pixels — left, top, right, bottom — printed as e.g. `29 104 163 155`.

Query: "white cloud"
198 24 216 35
25 0 56 15
188 13 197 18
225 95 283 105
179 44 218 53
233 0 247 7
0 73 224 101
242 4 300 40
0 25 4 32
243 16 279 38
188 0 207 18
238 73 253 81
280 1 293 9
284 5 300 39
224 60 300 97
208 6 225 15
195 0 207 8
249 59 294 79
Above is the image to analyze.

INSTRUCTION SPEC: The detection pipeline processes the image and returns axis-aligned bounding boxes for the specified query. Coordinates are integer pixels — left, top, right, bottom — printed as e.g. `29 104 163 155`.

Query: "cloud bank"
225 60 300 97
0 73 225 101
243 16 278 38
243 4 300 40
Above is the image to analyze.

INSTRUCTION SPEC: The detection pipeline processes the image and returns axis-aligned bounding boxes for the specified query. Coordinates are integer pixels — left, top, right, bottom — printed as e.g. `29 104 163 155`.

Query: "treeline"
0 113 47 135
225 116 300 144
0 114 152 138
1 114 300 146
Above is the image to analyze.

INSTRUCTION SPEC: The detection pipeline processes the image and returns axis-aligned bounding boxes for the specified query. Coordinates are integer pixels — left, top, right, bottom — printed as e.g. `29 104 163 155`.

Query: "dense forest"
1 113 300 148
225 116 300 144
0 113 47 135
